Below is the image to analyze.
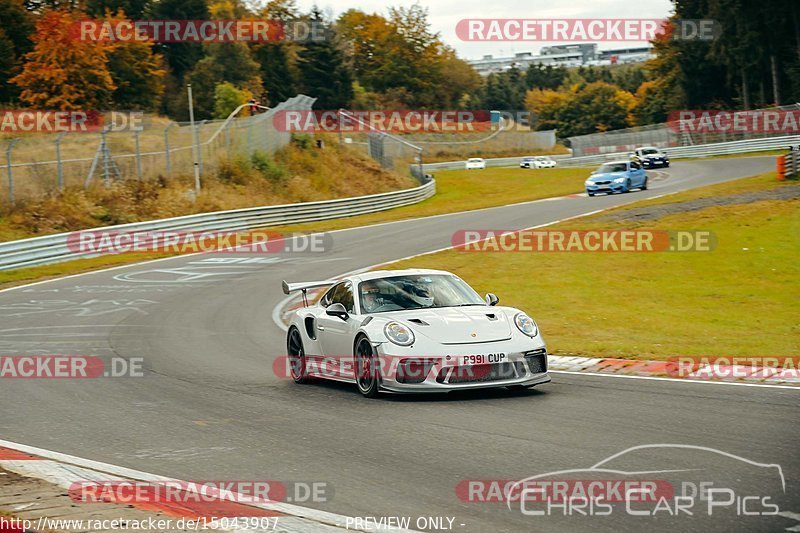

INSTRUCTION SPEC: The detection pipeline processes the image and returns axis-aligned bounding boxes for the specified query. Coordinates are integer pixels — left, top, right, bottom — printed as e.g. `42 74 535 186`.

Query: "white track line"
0 438 417 532
550 370 800 390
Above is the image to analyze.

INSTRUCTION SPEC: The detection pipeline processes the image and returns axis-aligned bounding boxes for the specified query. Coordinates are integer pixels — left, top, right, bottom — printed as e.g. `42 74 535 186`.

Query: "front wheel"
641 176 648 190
587 190 595 197
287 327 309 384
624 179 631 193
355 336 381 398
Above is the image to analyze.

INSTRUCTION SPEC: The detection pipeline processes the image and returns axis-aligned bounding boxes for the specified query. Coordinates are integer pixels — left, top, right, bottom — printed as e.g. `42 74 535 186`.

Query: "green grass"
387 172 799 360
278 167 591 233
0 166 591 289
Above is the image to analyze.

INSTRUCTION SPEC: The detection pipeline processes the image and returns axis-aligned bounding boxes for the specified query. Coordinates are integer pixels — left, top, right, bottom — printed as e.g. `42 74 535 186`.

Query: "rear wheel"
355 336 381 398
287 327 309 384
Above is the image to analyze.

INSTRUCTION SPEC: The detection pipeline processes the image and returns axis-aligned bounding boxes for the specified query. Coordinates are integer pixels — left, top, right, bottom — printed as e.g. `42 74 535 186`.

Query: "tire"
287 327 309 384
354 336 380 398
587 191 595 197
641 176 648 190
664 162 670 168
625 179 631 193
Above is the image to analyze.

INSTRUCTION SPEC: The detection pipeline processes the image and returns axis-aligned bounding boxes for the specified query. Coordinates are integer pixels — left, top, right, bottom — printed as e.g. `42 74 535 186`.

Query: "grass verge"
386 172 799 360
0 166 590 289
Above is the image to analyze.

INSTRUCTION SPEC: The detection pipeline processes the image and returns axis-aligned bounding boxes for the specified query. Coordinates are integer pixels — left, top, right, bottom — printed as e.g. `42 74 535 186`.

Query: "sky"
294 0 675 60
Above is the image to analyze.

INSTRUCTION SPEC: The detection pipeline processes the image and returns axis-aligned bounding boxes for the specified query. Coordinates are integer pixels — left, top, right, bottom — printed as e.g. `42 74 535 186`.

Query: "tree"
297 9 353 108
186 42 263 118
99 10 166 111
213 81 252 118
150 0 209 78
107 37 166 111
11 10 116 109
252 42 296 105
525 64 566 91
85 0 151 19
0 0 34 101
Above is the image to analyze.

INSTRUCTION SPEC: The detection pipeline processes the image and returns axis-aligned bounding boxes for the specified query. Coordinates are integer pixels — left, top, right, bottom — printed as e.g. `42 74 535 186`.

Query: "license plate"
461 353 506 366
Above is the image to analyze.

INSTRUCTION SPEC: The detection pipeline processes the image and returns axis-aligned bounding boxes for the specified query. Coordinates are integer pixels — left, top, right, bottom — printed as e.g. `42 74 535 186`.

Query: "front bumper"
586 181 626 194
642 159 668 168
374 344 550 394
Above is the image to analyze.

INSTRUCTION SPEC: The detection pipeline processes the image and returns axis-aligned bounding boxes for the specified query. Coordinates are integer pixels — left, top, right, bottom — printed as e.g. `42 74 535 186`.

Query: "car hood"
388 307 513 344
588 172 625 181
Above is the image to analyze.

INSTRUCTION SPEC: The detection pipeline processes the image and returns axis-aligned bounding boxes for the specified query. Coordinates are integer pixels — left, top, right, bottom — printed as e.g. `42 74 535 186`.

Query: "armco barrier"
422 135 797 171
0 180 435 271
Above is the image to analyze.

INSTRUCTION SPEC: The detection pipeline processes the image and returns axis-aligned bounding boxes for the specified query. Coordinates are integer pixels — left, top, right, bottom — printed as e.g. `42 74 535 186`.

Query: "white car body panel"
284 269 550 394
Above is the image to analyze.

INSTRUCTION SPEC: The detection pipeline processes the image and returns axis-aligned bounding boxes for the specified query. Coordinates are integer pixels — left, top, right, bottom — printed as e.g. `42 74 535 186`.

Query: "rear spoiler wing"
281 279 334 295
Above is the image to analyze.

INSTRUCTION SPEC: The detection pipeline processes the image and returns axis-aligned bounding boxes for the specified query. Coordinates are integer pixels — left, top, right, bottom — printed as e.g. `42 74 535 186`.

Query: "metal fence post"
164 123 173 176
197 119 207 175
101 129 110 186
5 139 19 206
55 133 66 191
134 130 142 180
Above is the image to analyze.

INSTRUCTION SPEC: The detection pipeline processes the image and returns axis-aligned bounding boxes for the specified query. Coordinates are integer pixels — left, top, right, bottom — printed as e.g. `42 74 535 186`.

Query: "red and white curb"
548 355 800 388
0 440 417 532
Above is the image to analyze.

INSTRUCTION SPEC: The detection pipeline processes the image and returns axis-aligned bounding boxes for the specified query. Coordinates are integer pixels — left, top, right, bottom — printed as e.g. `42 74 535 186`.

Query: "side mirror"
485 293 499 306
326 302 349 321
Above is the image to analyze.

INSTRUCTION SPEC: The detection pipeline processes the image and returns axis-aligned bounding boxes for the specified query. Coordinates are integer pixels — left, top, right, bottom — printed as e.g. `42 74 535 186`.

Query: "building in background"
468 44 653 75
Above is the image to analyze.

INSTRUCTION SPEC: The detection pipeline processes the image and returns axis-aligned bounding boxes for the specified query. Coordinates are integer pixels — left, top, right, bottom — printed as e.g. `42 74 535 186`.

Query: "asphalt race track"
1 156 798 532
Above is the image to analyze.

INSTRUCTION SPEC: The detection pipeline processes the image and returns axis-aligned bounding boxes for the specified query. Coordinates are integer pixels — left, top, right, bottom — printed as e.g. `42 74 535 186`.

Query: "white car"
465 158 486 170
520 156 557 169
282 269 550 398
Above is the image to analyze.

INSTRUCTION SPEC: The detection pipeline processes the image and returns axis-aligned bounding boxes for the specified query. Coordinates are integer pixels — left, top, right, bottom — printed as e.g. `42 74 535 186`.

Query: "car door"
630 160 645 187
316 281 360 377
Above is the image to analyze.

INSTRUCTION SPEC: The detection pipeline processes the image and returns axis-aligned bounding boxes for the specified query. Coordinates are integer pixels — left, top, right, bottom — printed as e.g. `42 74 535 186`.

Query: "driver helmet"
405 281 434 307
361 282 381 312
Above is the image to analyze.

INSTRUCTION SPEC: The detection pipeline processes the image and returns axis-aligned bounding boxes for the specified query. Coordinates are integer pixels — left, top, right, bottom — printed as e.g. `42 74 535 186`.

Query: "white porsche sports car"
282 269 550 397
465 158 486 170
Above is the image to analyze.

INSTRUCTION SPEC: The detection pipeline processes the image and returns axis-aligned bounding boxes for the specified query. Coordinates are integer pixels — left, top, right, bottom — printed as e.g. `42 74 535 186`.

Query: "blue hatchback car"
585 160 648 196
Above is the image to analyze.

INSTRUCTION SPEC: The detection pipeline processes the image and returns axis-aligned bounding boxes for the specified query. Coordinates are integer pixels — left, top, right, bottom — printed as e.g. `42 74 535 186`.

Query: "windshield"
641 148 659 155
468 158 482 162
597 163 628 173
358 274 484 313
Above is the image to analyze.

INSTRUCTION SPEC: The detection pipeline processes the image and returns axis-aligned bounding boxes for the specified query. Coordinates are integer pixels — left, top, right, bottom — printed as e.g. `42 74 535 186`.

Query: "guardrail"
422 154 572 172
0 180 436 271
423 135 795 171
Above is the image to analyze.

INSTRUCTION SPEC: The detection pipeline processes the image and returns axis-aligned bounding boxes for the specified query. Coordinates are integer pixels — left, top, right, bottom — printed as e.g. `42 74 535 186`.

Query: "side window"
320 283 342 308
630 161 641 170
330 283 355 313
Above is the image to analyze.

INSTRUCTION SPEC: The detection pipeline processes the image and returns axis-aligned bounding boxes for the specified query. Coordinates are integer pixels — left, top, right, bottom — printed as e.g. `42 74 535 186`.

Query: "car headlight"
385 322 415 346
585 180 594 186
613 177 626 183
514 313 538 337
